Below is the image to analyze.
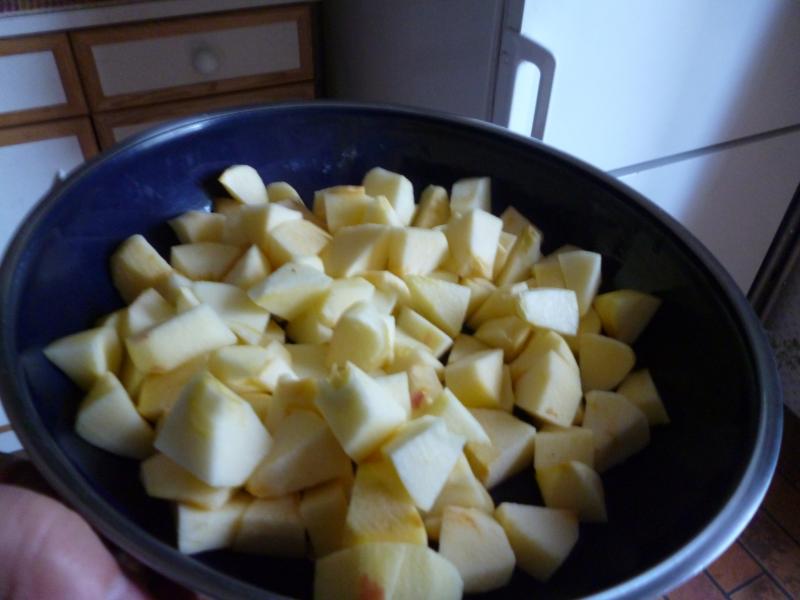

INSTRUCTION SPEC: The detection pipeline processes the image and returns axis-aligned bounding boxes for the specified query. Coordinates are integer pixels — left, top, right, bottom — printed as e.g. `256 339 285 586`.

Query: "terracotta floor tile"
740 510 800 597
729 574 790 600
707 542 763 593
764 473 800 544
666 571 725 600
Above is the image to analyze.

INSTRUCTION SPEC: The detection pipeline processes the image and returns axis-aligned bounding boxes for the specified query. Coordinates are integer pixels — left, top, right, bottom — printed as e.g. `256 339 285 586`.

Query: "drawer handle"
192 47 220 75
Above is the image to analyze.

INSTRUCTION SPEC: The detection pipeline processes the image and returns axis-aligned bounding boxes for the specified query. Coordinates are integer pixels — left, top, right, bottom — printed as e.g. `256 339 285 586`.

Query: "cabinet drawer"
93 82 315 149
0 118 97 256
0 33 87 127
71 5 314 112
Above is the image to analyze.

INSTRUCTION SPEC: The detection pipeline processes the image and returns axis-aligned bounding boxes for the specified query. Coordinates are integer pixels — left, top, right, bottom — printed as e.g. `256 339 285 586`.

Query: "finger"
0 484 152 600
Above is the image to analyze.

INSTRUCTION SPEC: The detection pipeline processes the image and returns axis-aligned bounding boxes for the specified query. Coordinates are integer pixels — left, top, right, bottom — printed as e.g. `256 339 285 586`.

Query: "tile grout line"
702 568 729 598
762 501 800 549
737 523 796 600
726 571 769 596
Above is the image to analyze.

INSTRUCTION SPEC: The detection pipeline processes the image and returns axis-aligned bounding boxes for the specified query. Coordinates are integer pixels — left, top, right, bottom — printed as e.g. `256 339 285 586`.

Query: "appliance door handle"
493 31 556 140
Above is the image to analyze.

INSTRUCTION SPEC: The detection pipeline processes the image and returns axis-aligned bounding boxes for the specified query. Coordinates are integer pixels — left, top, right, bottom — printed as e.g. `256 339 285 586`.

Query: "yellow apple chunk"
120 288 174 338
499 205 535 236
447 333 489 364
558 250 602 316
285 343 328 379
461 277 496 317
232 494 306 557
466 281 526 330
496 224 543 286
192 281 270 333
342 460 427 547
363 166 415 225
510 329 578 382
583 390 650 472
564 306 602 353
495 502 579 581
450 176 491 214
376 372 412 419
388 227 449 277
515 287 579 336
315 362 406 462
445 349 504 409
218 164 268 205
110 234 173 303
300 480 349 558
594 288 662 344
616 368 670 425
224 203 302 247
446 209 503 279
492 231 517 280
125 304 236 374
265 219 331 267
170 242 241 281
579 333 636 391
141 452 232 509
536 460 607 523
169 210 225 244
439 506 515 593
325 224 393 277
405 275 470 337
154 371 271 486
474 315 532 361
137 355 207 420
313 277 376 328
532 260 566 289
43 325 122 390
423 388 490 444
328 301 395 373
247 261 333 321
381 415 465 511
176 493 251 554
247 410 351 497
465 409 537 489
412 184 450 228
534 427 595 470
397 306 452 358
514 350 583 427
222 245 271 289
75 371 154 459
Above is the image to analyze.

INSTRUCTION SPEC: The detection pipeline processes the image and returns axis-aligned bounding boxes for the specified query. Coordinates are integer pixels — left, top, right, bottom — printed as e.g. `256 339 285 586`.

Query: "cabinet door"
0 33 87 128
618 130 800 292
519 0 800 171
0 118 98 256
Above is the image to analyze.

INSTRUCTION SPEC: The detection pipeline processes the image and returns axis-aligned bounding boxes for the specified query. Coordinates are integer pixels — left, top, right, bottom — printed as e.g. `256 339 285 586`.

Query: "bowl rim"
0 100 783 600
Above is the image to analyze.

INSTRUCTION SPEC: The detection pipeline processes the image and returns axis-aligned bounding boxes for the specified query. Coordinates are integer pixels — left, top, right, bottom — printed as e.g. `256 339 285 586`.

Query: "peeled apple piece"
515 288 580 336
582 390 650 472
44 325 122 390
578 333 636 391
594 288 661 344
218 164 268 205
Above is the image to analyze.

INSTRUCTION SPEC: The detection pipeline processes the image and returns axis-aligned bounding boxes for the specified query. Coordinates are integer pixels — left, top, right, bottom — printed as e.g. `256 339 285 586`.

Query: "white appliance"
323 0 800 295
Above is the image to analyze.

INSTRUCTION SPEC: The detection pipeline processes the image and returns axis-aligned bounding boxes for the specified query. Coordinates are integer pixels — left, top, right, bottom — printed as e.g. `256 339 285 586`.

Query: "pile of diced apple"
43 164 669 599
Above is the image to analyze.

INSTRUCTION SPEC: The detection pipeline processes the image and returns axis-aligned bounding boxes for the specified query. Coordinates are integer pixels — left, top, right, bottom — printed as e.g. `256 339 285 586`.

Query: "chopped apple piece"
405 275 470 337
328 301 395 373
381 415 465 511
170 242 241 281
445 349 503 409
534 427 595 470
583 390 650 472
110 234 173 303
515 350 583 427
446 209 502 279
363 167 415 225
224 203 302 247
287 310 332 344
616 368 670 425
558 250 602 316
579 333 635 391
342 460 427 546
451 176 491 214
515 288 579 336
536 460 607 523
208 343 294 394
119 355 146 399
412 184 450 228
406 362 444 416
192 281 269 333
315 362 406 462
467 281 526 330
222 245 271 289
500 205 534 236
461 277 496 317
323 191 377 233
447 334 489 364
266 219 331 267
397 306 452 358
313 277 376 328
439 506 515 593
44 325 122 390
138 355 207 420
285 343 328 379
423 388 490 444
533 260 566 289
499 365 515 412
388 227 449 276
120 288 174 338
466 409 537 489
376 372 412 419
301 480 349 558
176 494 250 554
248 261 332 321
511 330 578 382
75 371 154 458
360 270 411 305
213 196 240 216
474 315 532 361
495 502 578 581
325 224 393 277
232 494 306 557
496 224 543 286
218 164 267 205
247 410 351 497
169 210 225 244
266 180 301 202
314 542 463 600
564 306 602 353
125 304 235 374
141 452 232 509
594 288 661 344
154 371 271 486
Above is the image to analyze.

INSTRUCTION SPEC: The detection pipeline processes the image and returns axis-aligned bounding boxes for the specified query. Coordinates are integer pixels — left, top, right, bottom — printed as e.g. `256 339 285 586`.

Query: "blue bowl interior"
0 104 781 600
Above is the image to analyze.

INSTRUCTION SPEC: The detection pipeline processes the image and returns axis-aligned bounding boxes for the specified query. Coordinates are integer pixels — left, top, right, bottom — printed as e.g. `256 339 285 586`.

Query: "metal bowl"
0 102 782 599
